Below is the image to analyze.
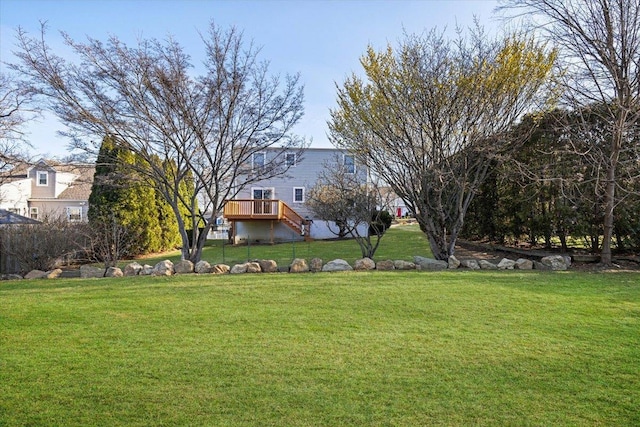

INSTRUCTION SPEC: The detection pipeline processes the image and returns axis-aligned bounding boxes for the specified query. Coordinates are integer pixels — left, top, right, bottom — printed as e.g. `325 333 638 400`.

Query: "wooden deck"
223 199 307 236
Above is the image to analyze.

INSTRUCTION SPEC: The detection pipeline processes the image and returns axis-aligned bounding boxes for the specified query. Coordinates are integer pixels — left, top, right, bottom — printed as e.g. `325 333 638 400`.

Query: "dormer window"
37 171 49 186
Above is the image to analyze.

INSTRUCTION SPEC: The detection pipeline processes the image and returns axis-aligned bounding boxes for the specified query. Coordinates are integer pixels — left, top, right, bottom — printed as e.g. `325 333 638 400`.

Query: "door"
252 188 273 214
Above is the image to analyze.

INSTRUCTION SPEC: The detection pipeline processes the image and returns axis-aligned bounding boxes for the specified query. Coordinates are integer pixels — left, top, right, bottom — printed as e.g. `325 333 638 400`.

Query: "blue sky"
1 0 499 158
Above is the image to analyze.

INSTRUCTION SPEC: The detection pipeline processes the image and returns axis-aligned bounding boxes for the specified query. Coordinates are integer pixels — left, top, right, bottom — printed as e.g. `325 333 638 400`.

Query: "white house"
0 159 94 222
223 148 368 243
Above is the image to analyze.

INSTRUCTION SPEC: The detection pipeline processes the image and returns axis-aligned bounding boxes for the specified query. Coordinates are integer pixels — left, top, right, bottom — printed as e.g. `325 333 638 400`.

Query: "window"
30 207 39 220
67 206 82 222
285 153 296 167
293 187 305 203
343 154 355 174
252 152 265 172
37 171 48 186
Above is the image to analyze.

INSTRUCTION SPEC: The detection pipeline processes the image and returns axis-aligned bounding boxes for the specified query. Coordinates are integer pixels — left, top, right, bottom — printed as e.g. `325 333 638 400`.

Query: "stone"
309 257 323 272
497 258 517 270
194 260 212 274
1 274 23 280
533 261 552 271
479 260 498 270
230 263 248 274
515 258 533 270
540 255 569 271
322 259 353 272
246 262 261 273
105 267 123 277
152 260 174 276
140 264 154 275
24 270 47 280
212 264 230 274
394 260 416 270
45 269 63 279
413 256 448 271
258 259 278 273
174 260 194 274
289 258 309 273
80 265 104 278
375 259 395 271
123 262 143 276
460 259 481 270
354 257 376 271
448 255 461 269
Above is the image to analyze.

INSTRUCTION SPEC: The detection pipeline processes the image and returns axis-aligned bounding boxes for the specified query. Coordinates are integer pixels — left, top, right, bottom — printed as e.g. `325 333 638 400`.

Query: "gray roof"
0 209 41 225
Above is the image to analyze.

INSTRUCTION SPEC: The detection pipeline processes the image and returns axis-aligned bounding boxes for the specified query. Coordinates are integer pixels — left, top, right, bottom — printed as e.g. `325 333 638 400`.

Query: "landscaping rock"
246 262 261 273
194 260 212 274
45 269 63 279
1 274 23 280
141 264 154 275
376 259 395 271
105 267 123 277
479 260 498 270
460 259 481 270
354 257 376 271
152 260 174 276
322 259 353 272
448 255 461 269
515 258 533 270
24 270 47 279
540 255 569 271
309 257 323 272
289 258 309 273
414 256 448 271
212 264 230 274
124 262 143 276
497 258 517 270
230 263 248 274
394 260 416 270
80 265 104 278
174 260 194 274
533 260 552 271
258 259 278 273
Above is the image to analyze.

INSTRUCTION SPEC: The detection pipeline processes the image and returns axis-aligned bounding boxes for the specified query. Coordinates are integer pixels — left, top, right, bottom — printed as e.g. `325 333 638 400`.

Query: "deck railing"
223 199 306 234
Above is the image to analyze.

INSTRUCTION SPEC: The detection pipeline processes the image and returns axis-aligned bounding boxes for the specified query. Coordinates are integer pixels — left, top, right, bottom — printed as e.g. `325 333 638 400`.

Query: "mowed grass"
136 223 432 267
1 271 639 426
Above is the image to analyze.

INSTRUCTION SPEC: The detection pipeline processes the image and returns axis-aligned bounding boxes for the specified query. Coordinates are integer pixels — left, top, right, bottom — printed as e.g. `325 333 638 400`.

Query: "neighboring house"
223 148 367 243
0 159 94 222
379 187 412 218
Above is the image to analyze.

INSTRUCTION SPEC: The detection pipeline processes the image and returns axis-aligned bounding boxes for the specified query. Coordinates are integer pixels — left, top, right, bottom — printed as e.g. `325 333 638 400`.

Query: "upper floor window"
343 154 355 174
67 206 82 222
252 152 266 172
285 153 296 167
37 171 48 186
293 187 305 203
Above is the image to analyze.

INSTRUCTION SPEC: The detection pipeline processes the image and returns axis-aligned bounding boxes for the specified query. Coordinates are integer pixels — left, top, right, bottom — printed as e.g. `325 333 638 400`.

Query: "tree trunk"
600 165 616 266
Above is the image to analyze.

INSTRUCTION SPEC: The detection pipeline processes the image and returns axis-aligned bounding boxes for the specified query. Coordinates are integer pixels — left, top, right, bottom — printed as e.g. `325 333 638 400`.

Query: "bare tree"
329 28 556 260
500 0 640 265
11 22 305 263
306 156 390 259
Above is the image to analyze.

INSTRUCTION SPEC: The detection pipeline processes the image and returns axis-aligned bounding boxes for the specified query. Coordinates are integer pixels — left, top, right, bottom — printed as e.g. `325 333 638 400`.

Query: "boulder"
230 263 248 274
413 256 448 271
194 260 212 274
479 260 498 270
105 267 123 277
152 260 174 276
174 260 194 274
1 274 23 280
246 262 262 273
448 255 461 269
24 270 47 280
460 259 481 270
123 262 143 276
322 259 353 272
80 265 104 278
497 258 517 270
540 255 569 271
515 258 533 270
45 269 63 279
533 260 552 271
289 258 309 273
376 259 395 271
394 260 416 270
309 257 323 272
140 264 154 275
212 264 230 274
258 259 278 273
354 257 376 271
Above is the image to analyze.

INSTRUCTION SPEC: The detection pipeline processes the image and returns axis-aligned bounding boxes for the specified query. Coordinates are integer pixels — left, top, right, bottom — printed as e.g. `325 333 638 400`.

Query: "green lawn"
1 271 639 426
135 223 432 267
